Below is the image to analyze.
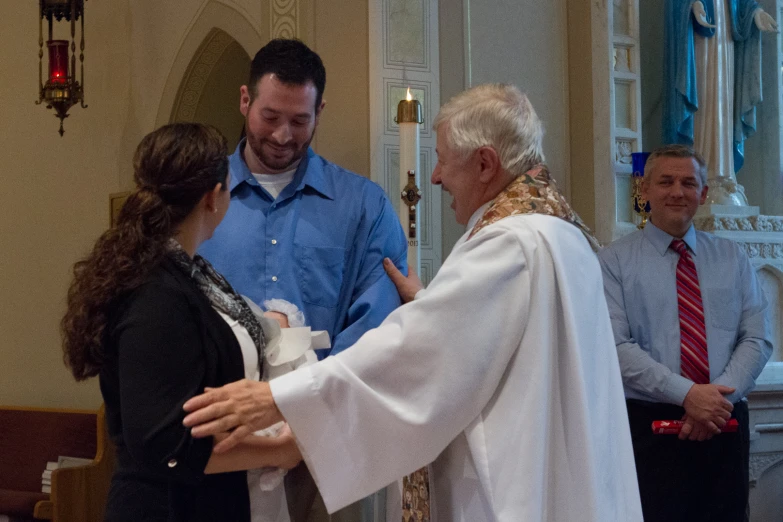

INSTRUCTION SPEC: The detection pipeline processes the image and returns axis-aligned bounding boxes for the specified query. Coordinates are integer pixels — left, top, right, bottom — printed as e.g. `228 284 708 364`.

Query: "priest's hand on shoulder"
383 258 423 303
183 379 284 453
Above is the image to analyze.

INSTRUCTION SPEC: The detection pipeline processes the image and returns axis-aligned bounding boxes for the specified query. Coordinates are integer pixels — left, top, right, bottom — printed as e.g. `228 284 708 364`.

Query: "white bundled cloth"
259 299 327 381
232 298 329 522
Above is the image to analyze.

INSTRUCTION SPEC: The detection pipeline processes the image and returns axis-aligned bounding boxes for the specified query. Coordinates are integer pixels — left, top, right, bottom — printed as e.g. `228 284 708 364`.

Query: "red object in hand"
47 40 69 84
651 418 739 435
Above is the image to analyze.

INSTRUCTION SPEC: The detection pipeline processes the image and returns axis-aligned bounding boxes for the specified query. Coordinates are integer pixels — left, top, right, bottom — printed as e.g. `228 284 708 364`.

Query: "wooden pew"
0 405 114 521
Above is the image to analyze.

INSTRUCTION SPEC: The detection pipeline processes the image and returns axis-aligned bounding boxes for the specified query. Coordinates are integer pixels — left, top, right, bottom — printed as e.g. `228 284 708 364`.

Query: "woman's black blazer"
99 257 250 522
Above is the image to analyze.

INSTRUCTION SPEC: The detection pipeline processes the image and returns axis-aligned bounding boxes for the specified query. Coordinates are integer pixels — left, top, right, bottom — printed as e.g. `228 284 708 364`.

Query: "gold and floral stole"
401 467 431 522
468 164 601 251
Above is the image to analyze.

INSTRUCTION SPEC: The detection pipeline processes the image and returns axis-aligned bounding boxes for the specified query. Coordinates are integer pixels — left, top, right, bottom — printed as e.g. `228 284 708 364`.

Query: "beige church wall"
463 0 571 194
438 0 575 256
565 0 599 238
438 0 468 258
0 0 133 408
309 0 371 177
565 0 614 243
129 0 267 186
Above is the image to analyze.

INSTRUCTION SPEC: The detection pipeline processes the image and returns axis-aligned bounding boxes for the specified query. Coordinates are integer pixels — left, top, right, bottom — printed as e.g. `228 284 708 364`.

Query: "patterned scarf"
468 164 601 251
167 240 266 365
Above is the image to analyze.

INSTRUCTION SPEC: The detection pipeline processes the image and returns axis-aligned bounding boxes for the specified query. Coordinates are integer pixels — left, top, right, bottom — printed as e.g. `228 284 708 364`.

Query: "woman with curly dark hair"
61 123 301 522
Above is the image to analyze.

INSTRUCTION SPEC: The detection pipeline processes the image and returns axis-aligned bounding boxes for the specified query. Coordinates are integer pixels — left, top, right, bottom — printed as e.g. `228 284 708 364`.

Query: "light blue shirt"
200 141 408 359
598 222 772 405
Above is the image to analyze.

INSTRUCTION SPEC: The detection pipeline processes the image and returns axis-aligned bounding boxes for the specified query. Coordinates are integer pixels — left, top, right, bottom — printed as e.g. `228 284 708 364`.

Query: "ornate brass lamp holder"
35 0 87 136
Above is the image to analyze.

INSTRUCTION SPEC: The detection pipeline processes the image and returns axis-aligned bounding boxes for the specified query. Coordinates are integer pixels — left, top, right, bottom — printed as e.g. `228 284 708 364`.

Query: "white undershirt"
252 168 297 199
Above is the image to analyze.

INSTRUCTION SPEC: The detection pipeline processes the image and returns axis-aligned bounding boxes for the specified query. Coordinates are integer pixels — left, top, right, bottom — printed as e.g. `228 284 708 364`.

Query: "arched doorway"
169 28 250 151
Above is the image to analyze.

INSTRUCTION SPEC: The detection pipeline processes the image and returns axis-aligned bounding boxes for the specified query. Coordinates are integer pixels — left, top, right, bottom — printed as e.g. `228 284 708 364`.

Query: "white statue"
664 0 777 206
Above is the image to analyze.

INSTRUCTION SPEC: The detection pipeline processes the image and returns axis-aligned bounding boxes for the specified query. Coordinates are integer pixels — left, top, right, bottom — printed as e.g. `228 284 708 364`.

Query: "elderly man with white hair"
183 84 643 521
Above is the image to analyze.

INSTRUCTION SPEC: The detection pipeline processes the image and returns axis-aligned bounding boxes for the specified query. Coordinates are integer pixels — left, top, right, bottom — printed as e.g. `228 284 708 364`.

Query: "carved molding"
385 0 429 70
693 215 783 260
694 215 783 233
420 257 434 286
749 452 783 486
615 139 633 165
271 0 298 39
613 45 632 73
741 243 783 260
170 29 234 122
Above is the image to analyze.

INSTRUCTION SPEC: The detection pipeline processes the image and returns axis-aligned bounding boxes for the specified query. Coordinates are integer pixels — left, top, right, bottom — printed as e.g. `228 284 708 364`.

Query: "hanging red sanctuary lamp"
36 0 87 136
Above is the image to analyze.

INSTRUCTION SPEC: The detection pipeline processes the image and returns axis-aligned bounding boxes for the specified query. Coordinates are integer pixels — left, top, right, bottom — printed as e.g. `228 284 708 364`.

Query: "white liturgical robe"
271 211 643 521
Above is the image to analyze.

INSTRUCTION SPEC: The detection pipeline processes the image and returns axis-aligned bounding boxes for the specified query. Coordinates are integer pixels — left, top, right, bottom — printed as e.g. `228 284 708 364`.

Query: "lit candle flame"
406 87 412 101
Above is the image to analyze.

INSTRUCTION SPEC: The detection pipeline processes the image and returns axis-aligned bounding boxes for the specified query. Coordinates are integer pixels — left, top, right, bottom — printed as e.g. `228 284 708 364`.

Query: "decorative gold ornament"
401 170 422 239
632 177 650 229
631 152 651 229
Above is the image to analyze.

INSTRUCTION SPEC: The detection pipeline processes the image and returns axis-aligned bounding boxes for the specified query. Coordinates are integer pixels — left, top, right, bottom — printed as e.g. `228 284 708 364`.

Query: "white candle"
397 88 423 272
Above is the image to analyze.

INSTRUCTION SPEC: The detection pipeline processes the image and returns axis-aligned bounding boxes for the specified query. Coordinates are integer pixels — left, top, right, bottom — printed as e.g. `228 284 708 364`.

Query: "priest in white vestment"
183 84 643 522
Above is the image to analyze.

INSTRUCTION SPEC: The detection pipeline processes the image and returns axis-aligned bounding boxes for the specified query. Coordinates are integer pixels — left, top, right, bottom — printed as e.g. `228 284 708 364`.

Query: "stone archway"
168 28 250 151
154 0 266 142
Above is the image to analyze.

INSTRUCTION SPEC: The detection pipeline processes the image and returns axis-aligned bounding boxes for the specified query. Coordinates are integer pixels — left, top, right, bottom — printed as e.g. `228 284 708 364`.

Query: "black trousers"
626 399 749 522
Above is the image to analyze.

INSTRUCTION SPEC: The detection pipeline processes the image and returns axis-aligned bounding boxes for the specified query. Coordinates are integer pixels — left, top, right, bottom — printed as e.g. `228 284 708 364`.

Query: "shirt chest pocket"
705 288 740 331
294 244 346 308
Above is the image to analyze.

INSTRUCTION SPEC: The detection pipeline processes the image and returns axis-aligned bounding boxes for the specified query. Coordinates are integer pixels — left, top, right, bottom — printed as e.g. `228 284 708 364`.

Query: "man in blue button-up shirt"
200 39 407 359
199 39 407 521
599 145 772 522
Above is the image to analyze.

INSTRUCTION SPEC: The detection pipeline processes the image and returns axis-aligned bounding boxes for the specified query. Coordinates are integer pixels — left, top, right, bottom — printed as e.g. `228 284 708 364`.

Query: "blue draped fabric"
731 0 762 172
663 0 713 145
663 0 762 174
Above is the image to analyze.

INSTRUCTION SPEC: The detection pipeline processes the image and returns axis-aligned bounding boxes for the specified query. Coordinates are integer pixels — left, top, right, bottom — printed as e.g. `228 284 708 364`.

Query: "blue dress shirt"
598 222 772 405
200 141 408 358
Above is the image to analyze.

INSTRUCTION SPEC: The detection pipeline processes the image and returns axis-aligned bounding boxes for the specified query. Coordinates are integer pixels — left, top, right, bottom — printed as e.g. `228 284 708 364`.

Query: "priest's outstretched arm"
184 226 532 507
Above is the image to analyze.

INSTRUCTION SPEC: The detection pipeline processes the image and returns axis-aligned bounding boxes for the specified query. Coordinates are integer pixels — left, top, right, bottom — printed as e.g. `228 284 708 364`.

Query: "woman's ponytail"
61 123 228 380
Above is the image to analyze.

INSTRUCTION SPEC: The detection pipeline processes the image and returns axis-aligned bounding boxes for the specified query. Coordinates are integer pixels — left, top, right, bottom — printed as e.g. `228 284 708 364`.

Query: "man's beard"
246 130 314 173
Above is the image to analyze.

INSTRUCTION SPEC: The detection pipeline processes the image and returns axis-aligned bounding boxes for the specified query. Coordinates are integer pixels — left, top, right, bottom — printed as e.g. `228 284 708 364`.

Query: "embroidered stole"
468 164 600 251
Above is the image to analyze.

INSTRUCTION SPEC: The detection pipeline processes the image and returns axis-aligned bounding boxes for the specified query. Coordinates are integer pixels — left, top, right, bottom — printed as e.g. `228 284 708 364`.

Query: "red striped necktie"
671 239 710 384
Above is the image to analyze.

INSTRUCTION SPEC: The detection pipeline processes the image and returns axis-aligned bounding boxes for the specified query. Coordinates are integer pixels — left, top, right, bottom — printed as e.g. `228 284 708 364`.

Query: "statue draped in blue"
663 0 762 173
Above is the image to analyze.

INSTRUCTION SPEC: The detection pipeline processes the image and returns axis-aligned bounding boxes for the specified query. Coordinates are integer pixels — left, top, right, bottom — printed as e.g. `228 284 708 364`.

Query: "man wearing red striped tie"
599 144 773 522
